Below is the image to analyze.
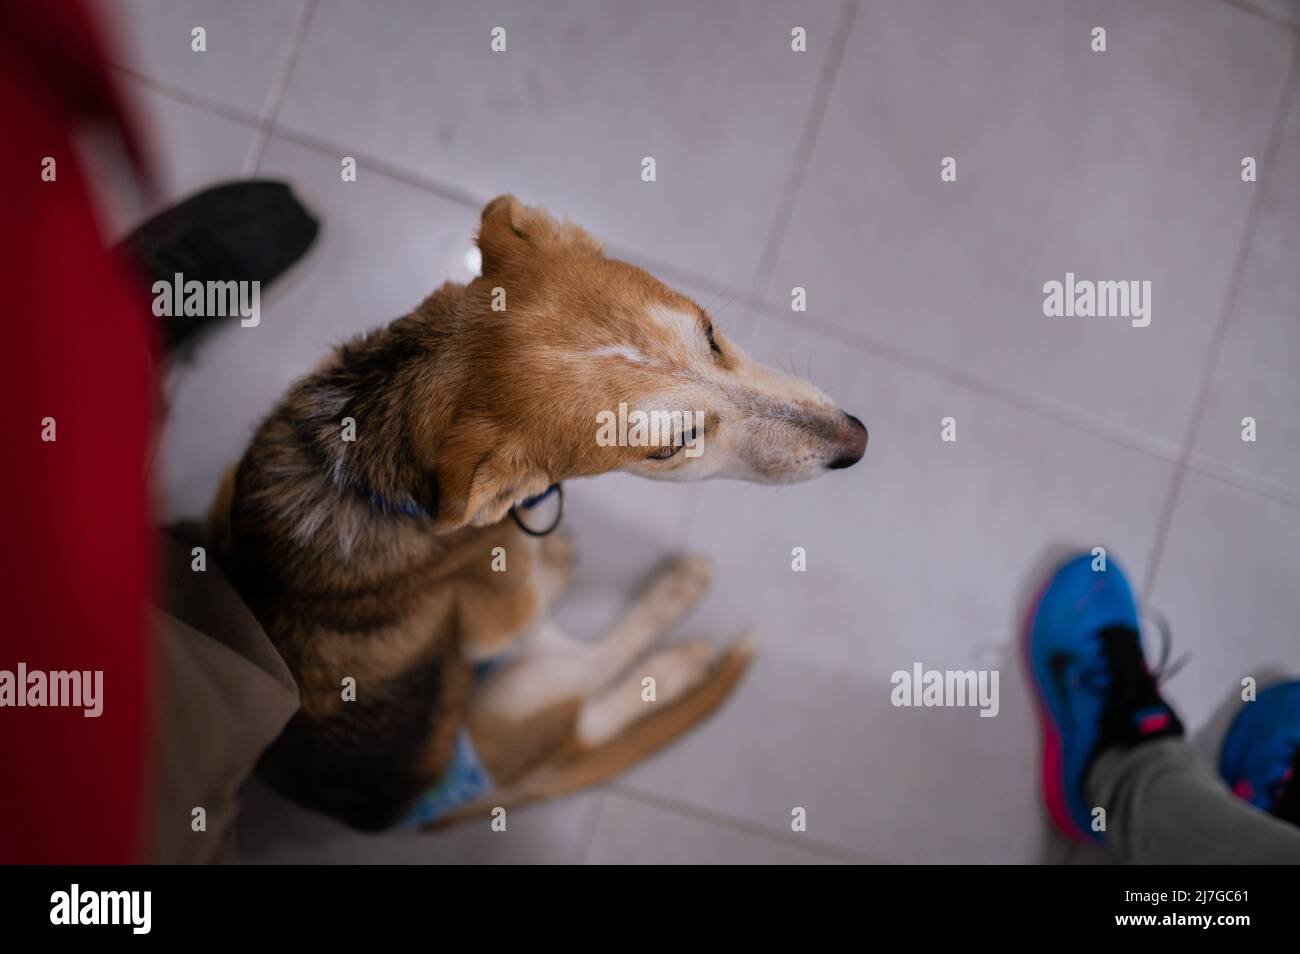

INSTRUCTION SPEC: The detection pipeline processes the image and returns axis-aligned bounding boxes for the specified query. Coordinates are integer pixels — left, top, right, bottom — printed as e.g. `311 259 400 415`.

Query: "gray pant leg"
1088 737 1300 864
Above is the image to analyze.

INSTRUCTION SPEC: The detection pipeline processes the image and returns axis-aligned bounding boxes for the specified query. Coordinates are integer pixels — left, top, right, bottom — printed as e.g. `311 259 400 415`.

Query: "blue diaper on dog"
401 728 493 827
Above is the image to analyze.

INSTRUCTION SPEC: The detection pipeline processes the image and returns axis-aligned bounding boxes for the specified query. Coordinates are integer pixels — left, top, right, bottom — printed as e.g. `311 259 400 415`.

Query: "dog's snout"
827 412 867 470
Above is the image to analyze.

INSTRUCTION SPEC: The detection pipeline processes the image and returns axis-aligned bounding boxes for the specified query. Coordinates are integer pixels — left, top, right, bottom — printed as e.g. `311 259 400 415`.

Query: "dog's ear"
461 452 552 528
477 194 602 273
477 194 541 272
428 421 551 530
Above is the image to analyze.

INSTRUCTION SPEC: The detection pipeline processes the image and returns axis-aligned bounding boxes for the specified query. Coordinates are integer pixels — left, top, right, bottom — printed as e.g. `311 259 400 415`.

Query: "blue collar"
360 482 563 536
363 487 430 518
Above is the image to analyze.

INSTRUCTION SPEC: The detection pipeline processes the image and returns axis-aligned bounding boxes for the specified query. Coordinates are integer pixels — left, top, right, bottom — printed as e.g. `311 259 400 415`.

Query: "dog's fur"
208 196 866 830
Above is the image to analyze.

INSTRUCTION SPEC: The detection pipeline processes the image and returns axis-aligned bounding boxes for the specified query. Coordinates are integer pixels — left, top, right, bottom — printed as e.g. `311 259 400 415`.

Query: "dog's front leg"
456 526 577 663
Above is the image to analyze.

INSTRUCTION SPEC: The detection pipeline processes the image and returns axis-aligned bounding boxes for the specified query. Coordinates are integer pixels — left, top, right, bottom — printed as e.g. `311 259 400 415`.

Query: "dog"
208 195 867 830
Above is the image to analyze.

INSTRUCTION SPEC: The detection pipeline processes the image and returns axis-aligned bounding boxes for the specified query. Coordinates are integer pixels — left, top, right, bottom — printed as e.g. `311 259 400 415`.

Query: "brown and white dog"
208 195 866 830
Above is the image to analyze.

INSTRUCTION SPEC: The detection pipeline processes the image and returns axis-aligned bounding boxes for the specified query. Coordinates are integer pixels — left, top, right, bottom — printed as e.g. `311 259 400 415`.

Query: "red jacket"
0 0 157 863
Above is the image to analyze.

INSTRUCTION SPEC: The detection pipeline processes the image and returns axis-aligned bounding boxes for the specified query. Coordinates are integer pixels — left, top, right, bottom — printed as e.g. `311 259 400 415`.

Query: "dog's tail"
432 638 755 827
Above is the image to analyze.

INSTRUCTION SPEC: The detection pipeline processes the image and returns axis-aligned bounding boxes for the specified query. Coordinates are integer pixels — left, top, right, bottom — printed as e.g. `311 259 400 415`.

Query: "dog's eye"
647 425 697 461
704 321 722 356
647 443 683 461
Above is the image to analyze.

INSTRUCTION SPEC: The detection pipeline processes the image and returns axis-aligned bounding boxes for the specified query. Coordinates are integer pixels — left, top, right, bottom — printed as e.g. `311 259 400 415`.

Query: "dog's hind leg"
468 552 711 713
447 556 717 808
582 554 713 687
573 634 754 749
436 635 754 827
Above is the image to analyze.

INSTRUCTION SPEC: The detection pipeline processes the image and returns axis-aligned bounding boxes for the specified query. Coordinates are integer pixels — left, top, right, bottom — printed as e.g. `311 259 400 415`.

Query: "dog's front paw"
641 553 713 610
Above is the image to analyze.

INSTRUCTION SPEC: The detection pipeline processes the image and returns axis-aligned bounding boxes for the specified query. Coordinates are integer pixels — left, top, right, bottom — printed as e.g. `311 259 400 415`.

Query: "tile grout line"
755 296 1300 515
115 49 1300 519
568 793 607 864
1182 455 1300 511
671 486 706 550
111 63 267 126
145 358 189 482
260 114 759 308
742 0 858 355
1222 0 1300 32
1139 36 1300 599
245 0 319 176
604 782 887 863
761 304 1188 462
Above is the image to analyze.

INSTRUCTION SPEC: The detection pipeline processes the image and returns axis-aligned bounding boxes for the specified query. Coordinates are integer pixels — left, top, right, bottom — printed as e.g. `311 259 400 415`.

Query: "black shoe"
119 180 319 351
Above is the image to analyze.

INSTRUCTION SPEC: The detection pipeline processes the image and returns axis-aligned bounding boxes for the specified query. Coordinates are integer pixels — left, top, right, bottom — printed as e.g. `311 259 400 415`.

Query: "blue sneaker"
1220 680 1300 826
1024 553 1185 843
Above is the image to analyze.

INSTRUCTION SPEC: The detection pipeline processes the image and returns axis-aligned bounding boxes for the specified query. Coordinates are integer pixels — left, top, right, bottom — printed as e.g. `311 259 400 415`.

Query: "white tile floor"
101 0 1300 863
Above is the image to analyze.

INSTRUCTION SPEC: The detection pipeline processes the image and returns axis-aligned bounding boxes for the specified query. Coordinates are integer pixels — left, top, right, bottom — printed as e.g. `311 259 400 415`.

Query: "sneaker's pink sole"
1022 578 1089 844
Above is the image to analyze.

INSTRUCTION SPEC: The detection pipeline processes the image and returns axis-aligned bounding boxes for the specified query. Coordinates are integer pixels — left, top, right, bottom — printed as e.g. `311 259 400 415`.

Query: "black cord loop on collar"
509 484 563 537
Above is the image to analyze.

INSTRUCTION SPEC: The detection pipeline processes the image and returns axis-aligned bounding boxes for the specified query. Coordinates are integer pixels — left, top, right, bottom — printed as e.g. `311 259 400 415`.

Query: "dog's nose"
827 413 867 470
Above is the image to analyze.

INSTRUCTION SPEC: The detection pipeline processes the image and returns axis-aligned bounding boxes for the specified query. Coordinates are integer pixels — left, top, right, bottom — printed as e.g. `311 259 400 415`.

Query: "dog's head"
436 195 866 528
